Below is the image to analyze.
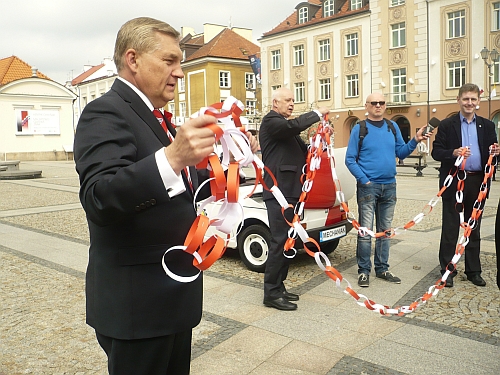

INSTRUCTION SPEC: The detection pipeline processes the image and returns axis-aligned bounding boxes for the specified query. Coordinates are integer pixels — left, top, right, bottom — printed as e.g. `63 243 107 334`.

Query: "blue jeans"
356 182 397 275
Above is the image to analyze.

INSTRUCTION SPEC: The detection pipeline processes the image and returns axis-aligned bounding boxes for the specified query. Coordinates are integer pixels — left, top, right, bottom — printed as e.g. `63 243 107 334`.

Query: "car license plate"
320 226 346 242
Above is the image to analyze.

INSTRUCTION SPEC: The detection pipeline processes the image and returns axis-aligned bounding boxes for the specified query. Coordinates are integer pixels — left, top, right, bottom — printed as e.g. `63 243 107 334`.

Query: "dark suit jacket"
74 79 207 340
259 109 320 201
431 113 497 199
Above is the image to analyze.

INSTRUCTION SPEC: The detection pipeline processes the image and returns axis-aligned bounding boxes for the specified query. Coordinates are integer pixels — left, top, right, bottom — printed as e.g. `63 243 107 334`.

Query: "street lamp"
480 47 499 119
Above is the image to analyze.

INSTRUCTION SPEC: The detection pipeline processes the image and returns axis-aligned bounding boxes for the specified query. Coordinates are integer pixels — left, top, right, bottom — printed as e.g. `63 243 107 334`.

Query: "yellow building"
174 24 262 132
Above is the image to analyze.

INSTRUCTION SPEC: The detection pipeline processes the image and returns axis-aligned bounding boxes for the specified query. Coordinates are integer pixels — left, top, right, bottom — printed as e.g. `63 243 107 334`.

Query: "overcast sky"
1 0 292 84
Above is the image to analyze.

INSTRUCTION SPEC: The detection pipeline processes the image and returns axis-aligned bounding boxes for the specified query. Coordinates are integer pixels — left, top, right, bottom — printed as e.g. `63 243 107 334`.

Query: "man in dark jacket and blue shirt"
432 83 499 288
345 92 430 287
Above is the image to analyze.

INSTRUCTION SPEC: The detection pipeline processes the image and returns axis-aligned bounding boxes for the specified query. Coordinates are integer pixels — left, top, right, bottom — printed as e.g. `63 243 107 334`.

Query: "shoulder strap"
357 120 367 162
357 119 397 161
385 118 396 138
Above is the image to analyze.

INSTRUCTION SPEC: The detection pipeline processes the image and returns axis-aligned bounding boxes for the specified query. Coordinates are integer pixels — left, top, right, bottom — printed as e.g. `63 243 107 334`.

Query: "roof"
262 0 369 38
185 28 260 62
180 33 205 47
0 56 51 85
71 63 105 86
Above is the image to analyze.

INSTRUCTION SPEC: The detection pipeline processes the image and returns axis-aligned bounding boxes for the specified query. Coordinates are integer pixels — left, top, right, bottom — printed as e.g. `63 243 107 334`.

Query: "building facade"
176 24 262 132
259 0 500 148
0 56 77 161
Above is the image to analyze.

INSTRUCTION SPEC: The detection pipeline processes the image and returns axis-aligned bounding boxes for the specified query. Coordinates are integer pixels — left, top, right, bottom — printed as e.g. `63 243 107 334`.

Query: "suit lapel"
111 80 194 195
111 79 171 146
452 114 462 146
476 116 485 156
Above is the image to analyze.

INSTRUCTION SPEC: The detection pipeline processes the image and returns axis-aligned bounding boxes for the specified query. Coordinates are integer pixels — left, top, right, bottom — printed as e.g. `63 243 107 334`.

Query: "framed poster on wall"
16 110 60 134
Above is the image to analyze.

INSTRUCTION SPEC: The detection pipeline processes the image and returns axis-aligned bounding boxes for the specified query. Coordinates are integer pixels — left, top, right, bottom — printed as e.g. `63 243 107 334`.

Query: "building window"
271 50 281 70
448 10 465 38
219 71 230 88
346 33 358 56
271 85 282 91
392 68 407 102
246 100 256 115
293 44 305 66
294 82 305 103
494 2 500 31
179 102 186 118
298 7 308 24
391 0 405 6
324 0 334 17
346 74 359 97
351 0 362 10
448 60 466 88
168 103 175 117
245 73 256 90
178 77 185 93
391 22 406 48
319 79 331 100
318 39 331 62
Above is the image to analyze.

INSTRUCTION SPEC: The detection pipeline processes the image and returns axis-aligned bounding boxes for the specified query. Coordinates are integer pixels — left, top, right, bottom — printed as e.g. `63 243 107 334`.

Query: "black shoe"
358 273 369 287
263 297 297 311
444 277 454 288
467 274 486 287
283 291 299 301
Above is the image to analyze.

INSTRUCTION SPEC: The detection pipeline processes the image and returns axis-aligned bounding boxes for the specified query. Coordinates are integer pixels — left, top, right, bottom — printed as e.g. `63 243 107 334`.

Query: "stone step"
0 160 21 171
0 169 42 180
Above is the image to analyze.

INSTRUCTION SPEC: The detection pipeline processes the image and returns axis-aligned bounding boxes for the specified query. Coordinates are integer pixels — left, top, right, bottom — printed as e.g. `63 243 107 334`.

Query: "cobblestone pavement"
1 161 499 374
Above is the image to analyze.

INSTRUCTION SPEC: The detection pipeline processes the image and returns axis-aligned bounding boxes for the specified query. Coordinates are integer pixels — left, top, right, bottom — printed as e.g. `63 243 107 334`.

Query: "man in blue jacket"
345 93 430 287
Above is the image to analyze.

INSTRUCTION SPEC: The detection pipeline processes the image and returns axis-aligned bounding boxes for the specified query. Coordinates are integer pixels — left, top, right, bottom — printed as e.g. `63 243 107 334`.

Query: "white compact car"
198 147 356 272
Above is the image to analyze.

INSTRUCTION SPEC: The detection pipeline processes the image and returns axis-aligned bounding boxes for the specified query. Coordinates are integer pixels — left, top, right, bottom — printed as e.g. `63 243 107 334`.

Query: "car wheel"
320 239 339 255
237 224 271 273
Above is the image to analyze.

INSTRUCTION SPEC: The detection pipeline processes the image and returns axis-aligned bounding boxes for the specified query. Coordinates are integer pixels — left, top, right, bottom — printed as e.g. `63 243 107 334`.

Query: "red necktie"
153 109 192 191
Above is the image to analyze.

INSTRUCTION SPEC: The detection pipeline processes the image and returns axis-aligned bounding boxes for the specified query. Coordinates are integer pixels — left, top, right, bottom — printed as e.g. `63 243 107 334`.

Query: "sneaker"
376 271 401 284
358 273 369 287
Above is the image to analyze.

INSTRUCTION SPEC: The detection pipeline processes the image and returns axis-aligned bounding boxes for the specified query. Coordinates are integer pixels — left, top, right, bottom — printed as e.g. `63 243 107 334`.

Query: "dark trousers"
264 198 297 299
96 329 192 375
439 173 484 277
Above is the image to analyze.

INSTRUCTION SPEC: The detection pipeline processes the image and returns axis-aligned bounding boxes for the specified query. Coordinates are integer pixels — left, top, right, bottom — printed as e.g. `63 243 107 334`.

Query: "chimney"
31 67 38 77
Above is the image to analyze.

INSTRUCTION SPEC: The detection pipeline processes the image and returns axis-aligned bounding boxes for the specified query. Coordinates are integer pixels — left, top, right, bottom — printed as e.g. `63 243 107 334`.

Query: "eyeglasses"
368 101 386 106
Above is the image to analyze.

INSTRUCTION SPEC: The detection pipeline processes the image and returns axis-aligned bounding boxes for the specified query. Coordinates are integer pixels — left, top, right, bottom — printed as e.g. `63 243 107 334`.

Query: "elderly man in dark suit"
432 83 499 288
259 87 329 310
74 17 256 374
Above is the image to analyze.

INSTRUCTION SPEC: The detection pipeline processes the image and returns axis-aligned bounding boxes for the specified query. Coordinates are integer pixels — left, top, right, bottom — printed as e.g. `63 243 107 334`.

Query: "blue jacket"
345 119 417 184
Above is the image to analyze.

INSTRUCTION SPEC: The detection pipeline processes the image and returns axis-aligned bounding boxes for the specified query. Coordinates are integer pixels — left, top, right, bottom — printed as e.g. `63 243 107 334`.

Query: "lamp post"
480 47 499 120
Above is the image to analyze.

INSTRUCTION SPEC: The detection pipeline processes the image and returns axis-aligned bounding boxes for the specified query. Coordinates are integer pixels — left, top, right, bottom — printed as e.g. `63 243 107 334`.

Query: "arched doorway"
393 116 411 142
348 117 361 132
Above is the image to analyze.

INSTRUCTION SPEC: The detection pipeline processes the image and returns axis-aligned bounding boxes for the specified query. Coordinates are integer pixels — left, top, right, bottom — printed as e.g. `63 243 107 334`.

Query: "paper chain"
161 97 497 316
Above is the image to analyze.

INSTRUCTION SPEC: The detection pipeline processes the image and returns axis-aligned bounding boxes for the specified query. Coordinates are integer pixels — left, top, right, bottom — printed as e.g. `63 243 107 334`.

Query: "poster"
16 110 60 134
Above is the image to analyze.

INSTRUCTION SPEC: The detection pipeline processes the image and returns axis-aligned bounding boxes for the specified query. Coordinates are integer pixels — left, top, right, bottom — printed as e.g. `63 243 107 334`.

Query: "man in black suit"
259 87 329 310
432 83 499 288
74 17 256 374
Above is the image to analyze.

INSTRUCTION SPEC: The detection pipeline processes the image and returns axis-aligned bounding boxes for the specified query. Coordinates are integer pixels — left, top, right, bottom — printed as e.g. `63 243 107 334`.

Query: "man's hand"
452 146 471 158
490 143 500 156
415 126 432 142
245 131 259 154
165 114 217 175
317 107 330 116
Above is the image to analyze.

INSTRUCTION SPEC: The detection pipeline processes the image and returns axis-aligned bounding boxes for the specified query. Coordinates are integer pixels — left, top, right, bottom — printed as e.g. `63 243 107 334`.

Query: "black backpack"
356 118 396 161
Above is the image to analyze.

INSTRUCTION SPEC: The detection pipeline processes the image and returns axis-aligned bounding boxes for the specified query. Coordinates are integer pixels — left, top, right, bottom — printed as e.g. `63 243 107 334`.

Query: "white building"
0 56 77 161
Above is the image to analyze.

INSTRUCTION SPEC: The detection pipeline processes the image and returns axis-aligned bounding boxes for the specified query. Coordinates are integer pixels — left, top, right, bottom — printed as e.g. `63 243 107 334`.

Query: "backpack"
356 118 396 161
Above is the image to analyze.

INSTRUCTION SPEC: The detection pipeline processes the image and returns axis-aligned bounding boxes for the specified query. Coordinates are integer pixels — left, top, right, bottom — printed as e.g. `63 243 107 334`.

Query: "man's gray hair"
113 17 180 72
